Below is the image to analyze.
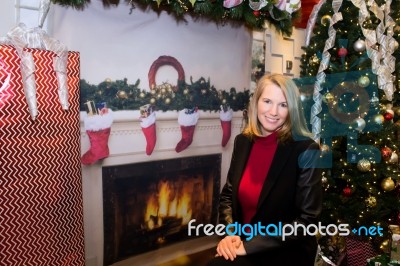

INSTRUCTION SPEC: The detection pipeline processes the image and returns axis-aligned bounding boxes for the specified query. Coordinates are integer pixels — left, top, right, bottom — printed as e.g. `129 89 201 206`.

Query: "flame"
144 195 158 229
177 193 192 224
158 181 170 217
144 179 193 228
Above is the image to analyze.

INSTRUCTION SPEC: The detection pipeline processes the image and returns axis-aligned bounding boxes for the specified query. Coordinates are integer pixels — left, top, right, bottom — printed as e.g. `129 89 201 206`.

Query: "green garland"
80 76 251 113
51 0 299 36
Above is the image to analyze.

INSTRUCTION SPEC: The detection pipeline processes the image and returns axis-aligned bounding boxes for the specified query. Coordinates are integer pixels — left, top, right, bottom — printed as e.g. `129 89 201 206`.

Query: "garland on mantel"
80 76 251 113
50 0 301 36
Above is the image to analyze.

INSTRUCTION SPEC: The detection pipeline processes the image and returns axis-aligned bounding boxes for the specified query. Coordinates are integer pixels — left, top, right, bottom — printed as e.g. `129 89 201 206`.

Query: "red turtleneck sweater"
238 132 278 224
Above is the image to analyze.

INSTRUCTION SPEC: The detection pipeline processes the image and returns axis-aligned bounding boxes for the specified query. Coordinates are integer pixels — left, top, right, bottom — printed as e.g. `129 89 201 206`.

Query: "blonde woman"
207 74 322 266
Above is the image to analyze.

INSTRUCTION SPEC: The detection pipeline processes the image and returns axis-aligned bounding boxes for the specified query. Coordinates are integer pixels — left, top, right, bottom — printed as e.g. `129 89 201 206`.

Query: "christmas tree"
297 0 400 264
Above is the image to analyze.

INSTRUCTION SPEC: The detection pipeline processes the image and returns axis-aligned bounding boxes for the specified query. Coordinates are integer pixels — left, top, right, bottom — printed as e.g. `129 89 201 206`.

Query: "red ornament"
381 147 393 161
253 10 261 17
384 112 394 121
342 186 352 197
338 47 348 57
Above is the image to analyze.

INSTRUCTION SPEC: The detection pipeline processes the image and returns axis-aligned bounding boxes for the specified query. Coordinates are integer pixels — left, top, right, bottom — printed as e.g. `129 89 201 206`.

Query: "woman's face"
257 82 289 136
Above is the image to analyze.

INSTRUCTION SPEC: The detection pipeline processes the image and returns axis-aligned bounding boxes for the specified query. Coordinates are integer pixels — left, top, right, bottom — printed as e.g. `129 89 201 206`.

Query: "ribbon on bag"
0 0 68 120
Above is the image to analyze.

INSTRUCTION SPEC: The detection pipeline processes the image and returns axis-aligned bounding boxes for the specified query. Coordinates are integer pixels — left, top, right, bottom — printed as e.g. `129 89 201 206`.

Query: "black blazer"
218 133 322 266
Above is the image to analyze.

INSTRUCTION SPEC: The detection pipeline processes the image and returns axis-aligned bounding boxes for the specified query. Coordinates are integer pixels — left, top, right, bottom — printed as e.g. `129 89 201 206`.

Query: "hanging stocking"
140 112 156 155
81 109 113 165
175 108 199 153
220 107 233 147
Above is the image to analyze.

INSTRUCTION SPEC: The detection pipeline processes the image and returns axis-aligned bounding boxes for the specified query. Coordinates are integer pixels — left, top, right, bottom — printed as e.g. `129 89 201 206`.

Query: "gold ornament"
373 114 384 124
183 88 189 95
393 107 400 117
139 92 146 98
357 159 371 172
323 92 334 103
381 177 395 191
389 152 398 164
321 177 328 184
380 239 390 253
117 90 128 99
320 144 330 155
309 55 320 65
321 15 331 26
105 78 112 83
165 98 171 104
358 76 370 87
365 196 377 207
150 98 156 104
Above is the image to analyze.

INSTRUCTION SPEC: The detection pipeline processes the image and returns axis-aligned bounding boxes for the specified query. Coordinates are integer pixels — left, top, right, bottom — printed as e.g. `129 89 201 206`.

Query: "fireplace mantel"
80 110 244 266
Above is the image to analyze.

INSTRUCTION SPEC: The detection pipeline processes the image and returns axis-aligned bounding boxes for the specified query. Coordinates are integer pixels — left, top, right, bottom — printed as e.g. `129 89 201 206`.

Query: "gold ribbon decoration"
310 0 343 142
350 0 397 101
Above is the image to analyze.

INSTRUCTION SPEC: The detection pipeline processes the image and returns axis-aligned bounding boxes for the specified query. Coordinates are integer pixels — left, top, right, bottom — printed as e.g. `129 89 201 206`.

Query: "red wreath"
148 55 185 90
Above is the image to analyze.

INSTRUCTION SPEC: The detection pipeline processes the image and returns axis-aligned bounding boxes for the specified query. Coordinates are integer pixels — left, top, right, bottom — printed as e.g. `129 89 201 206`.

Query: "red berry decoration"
384 112 394 121
338 47 348 57
253 10 260 17
343 186 352 197
381 147 393 161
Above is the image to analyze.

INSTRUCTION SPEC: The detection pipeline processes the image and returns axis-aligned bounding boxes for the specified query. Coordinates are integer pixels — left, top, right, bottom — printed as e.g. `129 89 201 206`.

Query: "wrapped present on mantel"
0 0 85 265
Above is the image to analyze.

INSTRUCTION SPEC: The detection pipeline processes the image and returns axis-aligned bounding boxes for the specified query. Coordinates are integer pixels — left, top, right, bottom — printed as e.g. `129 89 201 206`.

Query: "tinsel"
350 0 398 101
304 0 327 46
310 0 343 142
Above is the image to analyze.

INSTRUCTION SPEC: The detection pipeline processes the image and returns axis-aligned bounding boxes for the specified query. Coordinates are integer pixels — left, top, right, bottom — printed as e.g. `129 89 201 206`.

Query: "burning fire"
144 180 193 229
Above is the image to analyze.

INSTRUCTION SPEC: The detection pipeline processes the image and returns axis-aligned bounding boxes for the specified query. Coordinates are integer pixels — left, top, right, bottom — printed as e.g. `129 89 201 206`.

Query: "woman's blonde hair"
243 73 313 142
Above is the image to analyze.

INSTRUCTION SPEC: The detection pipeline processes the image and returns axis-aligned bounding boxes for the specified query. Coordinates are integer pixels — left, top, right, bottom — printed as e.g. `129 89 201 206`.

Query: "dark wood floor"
158 247 216 266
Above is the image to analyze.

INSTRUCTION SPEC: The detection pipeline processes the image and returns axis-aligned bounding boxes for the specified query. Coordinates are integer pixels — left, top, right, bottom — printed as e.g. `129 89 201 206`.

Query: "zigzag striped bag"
0 45 85 265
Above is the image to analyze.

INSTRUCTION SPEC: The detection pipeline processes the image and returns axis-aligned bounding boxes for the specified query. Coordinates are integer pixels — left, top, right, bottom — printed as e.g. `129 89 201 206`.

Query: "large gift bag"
346 235 378 266
0 42 85 265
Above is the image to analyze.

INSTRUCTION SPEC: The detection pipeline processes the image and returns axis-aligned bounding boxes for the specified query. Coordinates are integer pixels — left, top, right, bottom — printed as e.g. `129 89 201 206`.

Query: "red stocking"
220 108 233 147
140 112 157 155
81 109 113 165
176 125 196 153
175 109 199 153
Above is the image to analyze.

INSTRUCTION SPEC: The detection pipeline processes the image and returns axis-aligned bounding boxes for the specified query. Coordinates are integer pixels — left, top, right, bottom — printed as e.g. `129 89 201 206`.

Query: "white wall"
48 1 252 92
0 1 17 37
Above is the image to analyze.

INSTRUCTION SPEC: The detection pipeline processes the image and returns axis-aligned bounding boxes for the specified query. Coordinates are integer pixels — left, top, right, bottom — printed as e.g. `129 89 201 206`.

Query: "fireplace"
102 154 221 265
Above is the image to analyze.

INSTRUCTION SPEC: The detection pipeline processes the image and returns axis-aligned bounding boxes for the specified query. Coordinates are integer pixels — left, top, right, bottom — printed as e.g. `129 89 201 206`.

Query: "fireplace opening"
102 154 221 265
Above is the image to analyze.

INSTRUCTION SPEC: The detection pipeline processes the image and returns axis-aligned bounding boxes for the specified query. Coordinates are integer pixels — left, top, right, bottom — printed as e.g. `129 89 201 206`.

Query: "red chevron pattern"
0 45 85 265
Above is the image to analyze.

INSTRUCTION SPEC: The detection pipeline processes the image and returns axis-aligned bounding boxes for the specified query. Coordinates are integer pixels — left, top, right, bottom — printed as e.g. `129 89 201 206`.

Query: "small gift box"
84 100 98 116
96 101 107 113
140 104 154 118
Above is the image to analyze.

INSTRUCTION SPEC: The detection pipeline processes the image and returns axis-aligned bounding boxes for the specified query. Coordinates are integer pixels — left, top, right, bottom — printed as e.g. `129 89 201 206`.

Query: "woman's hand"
216 235 246 261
